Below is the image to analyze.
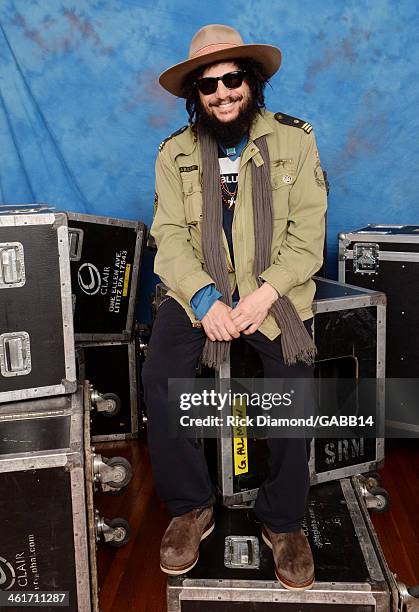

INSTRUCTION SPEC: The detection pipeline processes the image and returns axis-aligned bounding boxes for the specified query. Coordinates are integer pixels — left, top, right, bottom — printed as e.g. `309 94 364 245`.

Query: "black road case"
77 340 138 441
0 387 99 612
167 478 398 611
0 209 76 403
213 278 386 505
68 212 146 341
339 224 419 379
339 225 419 435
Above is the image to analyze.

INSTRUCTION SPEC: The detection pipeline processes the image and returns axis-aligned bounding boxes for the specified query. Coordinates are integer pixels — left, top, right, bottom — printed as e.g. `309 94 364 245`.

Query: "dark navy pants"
142 297 313 533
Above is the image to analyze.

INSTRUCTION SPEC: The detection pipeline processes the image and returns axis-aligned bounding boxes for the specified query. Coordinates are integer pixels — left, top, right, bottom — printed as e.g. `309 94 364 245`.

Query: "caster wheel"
103 456 133 489
99 393 121 417
368 486 390 513
106 518 131 547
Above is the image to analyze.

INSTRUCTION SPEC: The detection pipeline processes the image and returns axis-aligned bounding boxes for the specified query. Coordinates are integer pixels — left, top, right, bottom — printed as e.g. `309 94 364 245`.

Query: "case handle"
68 228 84 261
0 332 32 377
0 243 25 288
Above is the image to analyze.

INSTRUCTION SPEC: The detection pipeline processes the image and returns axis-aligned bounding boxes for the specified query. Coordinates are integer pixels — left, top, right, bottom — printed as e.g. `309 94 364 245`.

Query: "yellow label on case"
233 397 248 476
122 263 131 297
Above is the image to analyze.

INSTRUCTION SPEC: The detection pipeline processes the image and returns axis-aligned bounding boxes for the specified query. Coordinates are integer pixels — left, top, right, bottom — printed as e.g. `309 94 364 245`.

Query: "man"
142 24 327 590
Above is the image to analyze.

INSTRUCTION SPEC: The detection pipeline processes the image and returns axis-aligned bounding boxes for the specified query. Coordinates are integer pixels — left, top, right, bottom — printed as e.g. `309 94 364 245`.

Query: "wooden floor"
95 437 419 612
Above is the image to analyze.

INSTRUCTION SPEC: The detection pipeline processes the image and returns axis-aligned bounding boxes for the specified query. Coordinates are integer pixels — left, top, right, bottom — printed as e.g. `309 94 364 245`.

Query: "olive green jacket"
151 110 327 340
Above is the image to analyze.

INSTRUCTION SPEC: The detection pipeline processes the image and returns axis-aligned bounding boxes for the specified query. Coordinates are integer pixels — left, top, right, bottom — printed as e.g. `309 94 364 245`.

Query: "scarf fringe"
201 340 229 370
271 295 317 366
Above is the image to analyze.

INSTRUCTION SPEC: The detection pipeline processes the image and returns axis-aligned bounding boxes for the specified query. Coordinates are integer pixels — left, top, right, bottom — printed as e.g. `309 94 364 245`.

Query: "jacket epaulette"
158 125 188 152
274 112 313 134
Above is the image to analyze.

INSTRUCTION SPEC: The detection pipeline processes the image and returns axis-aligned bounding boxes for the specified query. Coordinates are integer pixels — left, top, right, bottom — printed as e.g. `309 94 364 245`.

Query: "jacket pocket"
181 178 205 262
271 171 292 220
182 176 203 224
270 172 292 261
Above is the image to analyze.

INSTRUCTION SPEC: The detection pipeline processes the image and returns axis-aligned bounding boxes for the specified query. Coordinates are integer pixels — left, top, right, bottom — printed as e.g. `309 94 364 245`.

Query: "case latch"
0 243 25 288
68 228 84 261
0 332 32 377
353 242 379 274
224 536 260 569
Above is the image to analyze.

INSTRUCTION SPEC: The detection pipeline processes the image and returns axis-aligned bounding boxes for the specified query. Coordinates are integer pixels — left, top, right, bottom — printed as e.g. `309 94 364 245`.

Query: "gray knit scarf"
199 127 317 369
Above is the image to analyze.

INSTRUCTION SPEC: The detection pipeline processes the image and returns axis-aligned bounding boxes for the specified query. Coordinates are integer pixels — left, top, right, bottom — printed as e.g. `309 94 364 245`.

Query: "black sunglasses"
195 70 247 95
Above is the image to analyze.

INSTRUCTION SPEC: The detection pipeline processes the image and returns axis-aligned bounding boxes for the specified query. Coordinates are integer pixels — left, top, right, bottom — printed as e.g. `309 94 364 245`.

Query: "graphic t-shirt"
219 149 240 267
218 136 247 301
190 137 247 317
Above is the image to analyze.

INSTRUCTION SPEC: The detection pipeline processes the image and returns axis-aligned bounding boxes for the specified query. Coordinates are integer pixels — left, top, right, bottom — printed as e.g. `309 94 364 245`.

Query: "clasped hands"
201 283 278 342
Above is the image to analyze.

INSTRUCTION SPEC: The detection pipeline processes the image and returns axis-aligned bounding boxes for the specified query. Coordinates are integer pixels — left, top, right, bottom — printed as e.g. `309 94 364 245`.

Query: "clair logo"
77 263 101 296
0 556 16 590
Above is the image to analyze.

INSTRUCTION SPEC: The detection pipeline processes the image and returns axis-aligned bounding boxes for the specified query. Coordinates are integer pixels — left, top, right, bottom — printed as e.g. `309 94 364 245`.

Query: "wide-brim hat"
159 24 282 98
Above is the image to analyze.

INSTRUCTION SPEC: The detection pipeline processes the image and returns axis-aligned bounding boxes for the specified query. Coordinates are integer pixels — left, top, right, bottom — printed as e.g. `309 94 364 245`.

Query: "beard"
197 95 260 147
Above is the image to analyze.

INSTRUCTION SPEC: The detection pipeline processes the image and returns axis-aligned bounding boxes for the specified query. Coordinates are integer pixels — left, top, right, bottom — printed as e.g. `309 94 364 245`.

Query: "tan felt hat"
159 24 282 98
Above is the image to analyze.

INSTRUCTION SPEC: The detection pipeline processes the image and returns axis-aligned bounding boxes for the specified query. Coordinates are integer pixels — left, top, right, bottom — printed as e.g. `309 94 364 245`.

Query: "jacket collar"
240 110 274 167
249 110 274 142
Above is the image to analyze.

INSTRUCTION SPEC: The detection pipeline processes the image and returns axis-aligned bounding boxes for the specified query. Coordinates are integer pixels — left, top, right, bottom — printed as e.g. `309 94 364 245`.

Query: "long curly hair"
181 57 269 126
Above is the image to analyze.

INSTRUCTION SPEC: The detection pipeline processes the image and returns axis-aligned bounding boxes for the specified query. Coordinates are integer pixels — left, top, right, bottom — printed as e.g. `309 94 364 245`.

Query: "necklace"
220 177 238 208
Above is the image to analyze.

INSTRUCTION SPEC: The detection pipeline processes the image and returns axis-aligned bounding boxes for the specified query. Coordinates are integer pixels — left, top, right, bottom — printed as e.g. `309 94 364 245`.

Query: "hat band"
191 42 240 59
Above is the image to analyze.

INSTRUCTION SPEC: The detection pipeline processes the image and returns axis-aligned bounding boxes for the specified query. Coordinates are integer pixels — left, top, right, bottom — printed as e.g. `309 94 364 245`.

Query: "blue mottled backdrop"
1 1 418 320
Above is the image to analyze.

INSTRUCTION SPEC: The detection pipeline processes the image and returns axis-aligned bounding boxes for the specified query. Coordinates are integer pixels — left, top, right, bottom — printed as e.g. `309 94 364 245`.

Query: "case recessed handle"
224 535 260 569
68 228 84 261
0 332 32 377
0 243 25 288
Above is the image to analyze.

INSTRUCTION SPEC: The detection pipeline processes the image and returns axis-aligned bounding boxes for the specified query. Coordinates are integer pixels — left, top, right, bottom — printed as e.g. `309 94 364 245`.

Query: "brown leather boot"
262 526 315 590
160 507 215 575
